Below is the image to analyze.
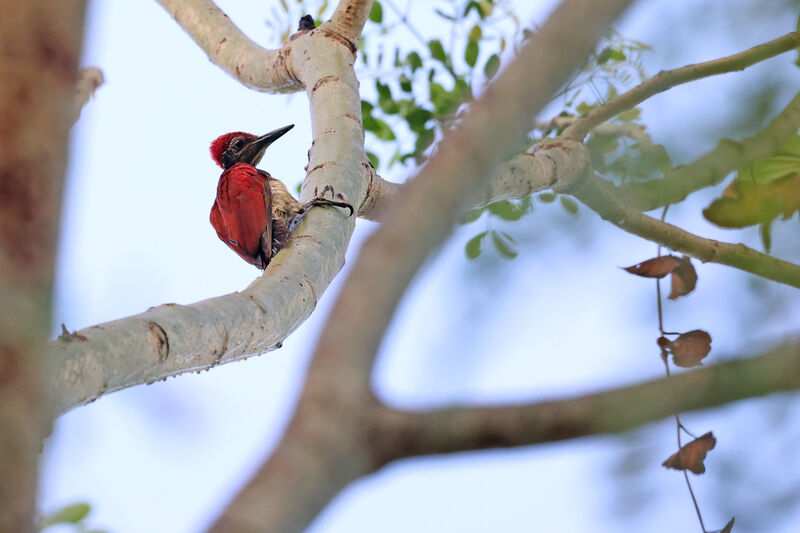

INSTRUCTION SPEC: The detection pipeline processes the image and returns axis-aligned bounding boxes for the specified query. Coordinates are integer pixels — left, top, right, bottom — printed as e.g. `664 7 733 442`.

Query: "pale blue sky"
41 1 800 532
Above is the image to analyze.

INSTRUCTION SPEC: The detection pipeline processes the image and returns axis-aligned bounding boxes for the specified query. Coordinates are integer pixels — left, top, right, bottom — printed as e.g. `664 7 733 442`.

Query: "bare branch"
210 1 636 531
329 0 375 46
620 91 800 210
155 0 302 93
0 1 87 530
572 174 800 288
371 341 800 463
563 31 800 140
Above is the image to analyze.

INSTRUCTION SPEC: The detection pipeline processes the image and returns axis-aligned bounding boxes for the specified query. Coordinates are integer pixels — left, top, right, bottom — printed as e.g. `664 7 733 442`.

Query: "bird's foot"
304 185 354 216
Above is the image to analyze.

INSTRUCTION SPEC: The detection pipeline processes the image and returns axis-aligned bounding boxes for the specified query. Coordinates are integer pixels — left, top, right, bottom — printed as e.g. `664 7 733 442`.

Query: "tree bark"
0 2 86 530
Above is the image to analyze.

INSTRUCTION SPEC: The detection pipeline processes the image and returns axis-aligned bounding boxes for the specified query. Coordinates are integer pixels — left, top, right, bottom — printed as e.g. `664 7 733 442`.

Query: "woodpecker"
209 124 353 269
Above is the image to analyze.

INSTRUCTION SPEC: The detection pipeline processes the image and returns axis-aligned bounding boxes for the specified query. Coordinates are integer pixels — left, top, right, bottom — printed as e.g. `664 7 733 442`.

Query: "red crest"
209 132 251 168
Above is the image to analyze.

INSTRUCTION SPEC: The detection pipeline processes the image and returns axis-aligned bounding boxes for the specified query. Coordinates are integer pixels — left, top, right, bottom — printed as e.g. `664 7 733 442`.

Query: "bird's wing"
211 163 273 267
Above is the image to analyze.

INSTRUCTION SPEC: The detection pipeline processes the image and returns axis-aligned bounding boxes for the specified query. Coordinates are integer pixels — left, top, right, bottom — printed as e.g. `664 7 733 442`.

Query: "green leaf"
576 101 596 114
487 200 528 221
596 46 626 65
468 25 483 42
464 1 482 17
375 80 394 114
465 231 487 259
42 503 91 526
399 74 412 92
405 106 432 133
434 8 456 21
368 1 383 23
375 80 391 101
538 192 556 203
428 39 447 63
373 118 396 140
483 54 500 79
560 196 579 215
459 207 484 224
361 100 374 114
407 51 423 72
465 39 479 67
363 114 395 141
414 128 435 160
749 155 800 183
366 151 379 168
491 231 518 259
781 133 800 155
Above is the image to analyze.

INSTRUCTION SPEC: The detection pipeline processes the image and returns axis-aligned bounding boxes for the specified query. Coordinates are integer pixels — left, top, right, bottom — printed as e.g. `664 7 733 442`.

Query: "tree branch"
329 0 374 46
210 1 636 531
571 174 800 288
359 140 588 222
620 91 800 211
0 1 87 530
47 11 371 416
371 340 800 463
155 0 303 93
563 31 800 141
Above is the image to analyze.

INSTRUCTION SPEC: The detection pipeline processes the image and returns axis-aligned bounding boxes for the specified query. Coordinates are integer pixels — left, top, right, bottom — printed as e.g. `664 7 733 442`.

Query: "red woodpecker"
209 124 353 269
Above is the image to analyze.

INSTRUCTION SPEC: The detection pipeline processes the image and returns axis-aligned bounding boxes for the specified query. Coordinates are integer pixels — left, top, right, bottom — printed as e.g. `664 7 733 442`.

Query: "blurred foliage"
353 1 663 261
37 502 107 533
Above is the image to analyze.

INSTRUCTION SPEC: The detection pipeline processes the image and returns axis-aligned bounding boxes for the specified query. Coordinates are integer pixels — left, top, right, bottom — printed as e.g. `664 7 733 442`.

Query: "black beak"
239 124 294 166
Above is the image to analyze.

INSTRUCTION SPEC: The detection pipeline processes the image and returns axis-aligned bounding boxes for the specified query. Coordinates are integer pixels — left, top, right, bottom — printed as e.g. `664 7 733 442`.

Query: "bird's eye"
233 138 245 150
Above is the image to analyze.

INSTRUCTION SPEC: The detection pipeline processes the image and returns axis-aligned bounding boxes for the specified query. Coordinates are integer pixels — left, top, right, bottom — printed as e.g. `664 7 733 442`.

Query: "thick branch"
372 341 800 462
156 0 302 93
360 139 589 222
563 31 800 140
329 0 374 46
572 174 800 288
211 1 636 531
620 91 800 210
0 2 86 530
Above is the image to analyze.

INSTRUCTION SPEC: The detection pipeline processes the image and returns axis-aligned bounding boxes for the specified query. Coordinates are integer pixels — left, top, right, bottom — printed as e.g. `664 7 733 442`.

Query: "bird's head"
210 124 294 169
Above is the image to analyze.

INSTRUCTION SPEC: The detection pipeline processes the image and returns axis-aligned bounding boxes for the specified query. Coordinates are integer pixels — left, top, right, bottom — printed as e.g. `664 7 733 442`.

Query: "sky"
39 1 800 532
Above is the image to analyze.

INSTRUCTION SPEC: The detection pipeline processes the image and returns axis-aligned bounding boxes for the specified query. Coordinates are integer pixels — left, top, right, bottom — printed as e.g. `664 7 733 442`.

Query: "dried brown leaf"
662 432 716 475
623 255 683 278
666 330 712 368
668 255 697 299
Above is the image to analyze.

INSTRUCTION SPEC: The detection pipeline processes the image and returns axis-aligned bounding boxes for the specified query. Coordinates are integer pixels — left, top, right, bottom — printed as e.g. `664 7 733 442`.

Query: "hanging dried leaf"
623 256 683 278
662 432 716 475
623 255 697 299
665 330 712 368
668 255 697 299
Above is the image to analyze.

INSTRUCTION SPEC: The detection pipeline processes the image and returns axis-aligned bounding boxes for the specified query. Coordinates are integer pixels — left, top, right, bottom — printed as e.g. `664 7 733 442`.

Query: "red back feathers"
210 132 251 168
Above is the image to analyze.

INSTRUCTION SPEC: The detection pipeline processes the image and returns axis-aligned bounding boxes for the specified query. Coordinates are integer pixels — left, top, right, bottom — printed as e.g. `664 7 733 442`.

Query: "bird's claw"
306 185 354 216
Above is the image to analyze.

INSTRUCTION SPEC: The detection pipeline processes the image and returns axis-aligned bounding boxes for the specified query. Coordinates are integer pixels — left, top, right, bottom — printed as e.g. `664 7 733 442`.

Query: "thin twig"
563 32 800 140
